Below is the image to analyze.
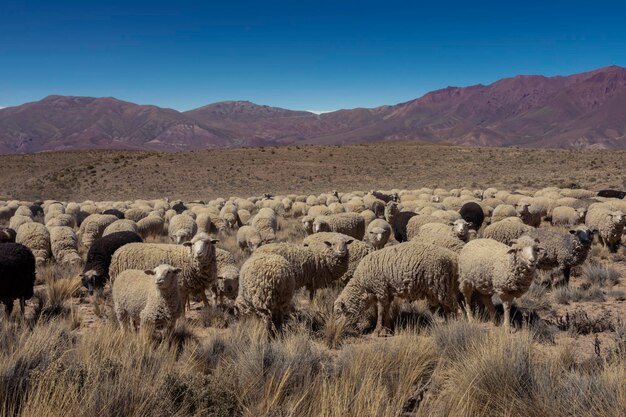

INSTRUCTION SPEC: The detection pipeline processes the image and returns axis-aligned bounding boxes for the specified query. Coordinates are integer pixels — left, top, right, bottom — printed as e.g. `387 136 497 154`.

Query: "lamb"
136 215 165 239
80 231 143 296
333 241 459 336
235 253 296 333
256 234 353 300
168 214 198 244
313 212 365 240
108 233 219 310
405 214 447 241
414 220 471 253
251 208 278 244
516 202 542 227
48 226 82 265
0 243 36 315
585 207 625 252
482 217 535 245
237 225 263 252
365 219 391 250
112 264 183 335
459 202 484 231
0 226 16 243
78 214 118 248
551 206 587 227
530 226 595 285
458 236 542 327
16 222 51 265
103 219 139 237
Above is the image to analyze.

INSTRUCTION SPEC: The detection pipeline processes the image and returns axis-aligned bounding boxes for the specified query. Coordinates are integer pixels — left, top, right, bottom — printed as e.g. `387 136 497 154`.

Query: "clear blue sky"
2 0 626 111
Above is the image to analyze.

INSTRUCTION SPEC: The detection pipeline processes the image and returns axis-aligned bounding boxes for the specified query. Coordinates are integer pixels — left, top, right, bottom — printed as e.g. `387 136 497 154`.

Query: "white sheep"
102 219 138 237
48 226 82 265
551 206 587 227
136 215 165 240
365 218 391 250
237 225 263 252
168 214 198 244
482 217 535 245
78 214 118 248
16 222 51 265
9 215 33 231
585 206 625 252
112 264 183 335
413 219 470 253
251 207 278 244
458 236 541 327
313 212 365 240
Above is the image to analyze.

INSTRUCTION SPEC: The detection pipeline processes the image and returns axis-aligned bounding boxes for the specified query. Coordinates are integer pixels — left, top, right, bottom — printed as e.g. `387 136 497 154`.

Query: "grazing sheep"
482 217 535 245
334 242 459 335
235 253 296 334
112 264 183 335
256 234 353 300
16 222 51 265
237 225 263 252
414 220 470 253
109 233 219 310
78 214 118 248
80 231 143 296
136 215 164 240
313 212 365 240
48 226 82 265
9 215 32 231
0 226 16 243
0 243 36 315
212 248 240 303
251 208 278 244
585 206 625 252
405 214 447 241
458 236 541 327
103 219 139 237
516 202 542 227
365 219 391 250
168 214 198 245
491 204 518 224
551 206 587 227
459 202 484 231
530 226 595 285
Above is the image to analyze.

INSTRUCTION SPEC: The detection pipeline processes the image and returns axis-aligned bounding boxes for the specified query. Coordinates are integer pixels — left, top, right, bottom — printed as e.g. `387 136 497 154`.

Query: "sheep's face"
184 236 218 260
323 238 353 259
302 217 314 234
516 203 530 215
384 202 399 220
217 274 239 299
80 269 105 297
147 265 182 290
333 287 374 324
576 208 587 221
224 214 237 229
452 220 470 239
248 235 262 251
610 211 625 226
368 227 387 245
508 236 542 269
570 226 594 246
174 230 189 245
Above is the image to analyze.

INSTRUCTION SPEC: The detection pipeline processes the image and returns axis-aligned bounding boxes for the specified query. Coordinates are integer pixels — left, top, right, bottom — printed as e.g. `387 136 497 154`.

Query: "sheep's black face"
81 270 104 296
571 227 593 246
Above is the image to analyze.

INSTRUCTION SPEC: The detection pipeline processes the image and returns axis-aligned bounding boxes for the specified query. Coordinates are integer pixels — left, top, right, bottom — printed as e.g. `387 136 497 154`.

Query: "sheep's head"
223 213 237 229
569 226 595 246
384 201 400 221
576 208 587 221
516 202 531 215
184 233 218 260
146 264 182 290
508 235 543 270
452 219 471 240
431 195 441 203
301 216 314 234
368 226 387 245
173 230 190 245
333 282 374 325
247 232 262 251
80 269 106 297
322 236 353 259
331 190 339 198
312 218 330 234
217 267 239 299
609 211 625 226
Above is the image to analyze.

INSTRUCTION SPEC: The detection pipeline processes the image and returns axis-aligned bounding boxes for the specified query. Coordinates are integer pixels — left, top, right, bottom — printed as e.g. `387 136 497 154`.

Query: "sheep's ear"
323 241 332 247
534 238 540 244
447 221 454 226
346 239 354 244
210 239 219 244
467 222 473 227
173 267 182 274
507 247 517 254
509 239 518 245
145 269 156 275
182 241 192 247
568 229 577 235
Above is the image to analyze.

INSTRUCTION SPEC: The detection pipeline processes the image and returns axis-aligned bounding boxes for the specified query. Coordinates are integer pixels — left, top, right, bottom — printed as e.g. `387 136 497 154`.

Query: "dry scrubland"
1 142 626 201
1 215 625 417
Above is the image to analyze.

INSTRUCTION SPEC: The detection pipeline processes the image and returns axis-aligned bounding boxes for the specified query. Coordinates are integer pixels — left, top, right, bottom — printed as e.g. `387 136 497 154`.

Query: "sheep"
219 202 241 229
385 202 416 242
585 207 625 252
301 216 315 235
235 253 296 334
9 215 32 231
516 202 542 227
168 214 198 244
491 204 518 223
413 220 470 253
313 212 365 240
369 190 399 203
458 236 541 327
303 232 373 284
172 201 187 214
530 226 595 285
103 219 139 237
212 248 239 303
45 213 75 228
109 233 219 310
551 206 587 227
14 206 33 218
16 222 51 265
405 214 447 241
459 202 484 231
48 226 82 265
80 231 143 297
482 217 535 245
597 189 626 199
256 234 353 300
112 264 183 335
0 226 16 243
0 205 17 223
78 214 118 248
333 241 459 336
251 208 278 244
136 215 165 240
0 243 36 315
365 219 391 250
237 225 263 252
102 208 125 219
290 202 307 218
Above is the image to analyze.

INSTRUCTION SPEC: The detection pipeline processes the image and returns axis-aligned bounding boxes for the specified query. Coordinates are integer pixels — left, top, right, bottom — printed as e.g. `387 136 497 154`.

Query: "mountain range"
2 65 626 153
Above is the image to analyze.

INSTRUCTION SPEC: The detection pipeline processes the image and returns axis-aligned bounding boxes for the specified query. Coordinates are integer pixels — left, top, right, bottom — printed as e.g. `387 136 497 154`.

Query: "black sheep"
597 189 626 199
0 227 16 243
392 211 417 242
459 202 484 231
75 211 91 227
370 190 399 203
29 204 44 218
172 202 187 214
81 231 143 295
0 243 36 315
103 208 125 219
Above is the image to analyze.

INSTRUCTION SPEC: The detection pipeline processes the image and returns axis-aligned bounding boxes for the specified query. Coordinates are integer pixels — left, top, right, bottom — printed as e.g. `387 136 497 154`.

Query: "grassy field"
1 217 625 417
1 142 626 201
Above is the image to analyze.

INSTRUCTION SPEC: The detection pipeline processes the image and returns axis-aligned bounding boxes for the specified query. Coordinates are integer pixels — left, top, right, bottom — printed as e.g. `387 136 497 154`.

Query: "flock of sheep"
0 186 625 336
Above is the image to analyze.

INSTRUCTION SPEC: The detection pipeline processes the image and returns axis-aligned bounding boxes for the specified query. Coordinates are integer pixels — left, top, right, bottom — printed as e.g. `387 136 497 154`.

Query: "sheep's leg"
500 295 513 328
199 290 211 308
19 297 26 316
375 297 391 336
480 294 497 324
462 288 474 322
117 310 129 330
308 287 316 302
562 266 571 286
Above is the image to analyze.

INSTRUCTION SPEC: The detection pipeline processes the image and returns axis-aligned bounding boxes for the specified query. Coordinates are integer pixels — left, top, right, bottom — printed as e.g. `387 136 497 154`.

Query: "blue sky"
2 0 626 111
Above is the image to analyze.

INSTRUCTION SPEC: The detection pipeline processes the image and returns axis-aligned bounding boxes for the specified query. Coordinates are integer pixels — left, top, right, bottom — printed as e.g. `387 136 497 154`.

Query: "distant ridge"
1 65 626 153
